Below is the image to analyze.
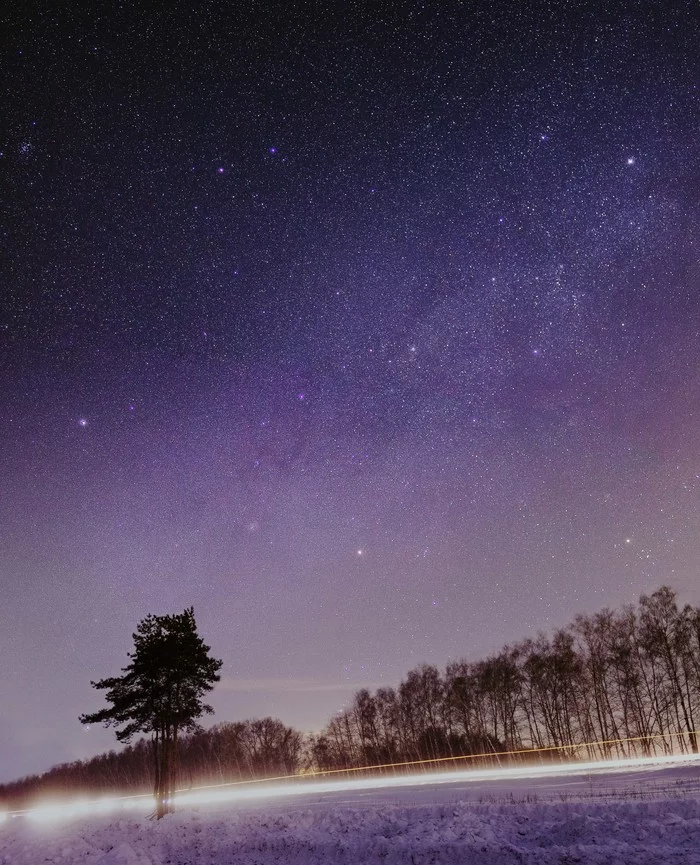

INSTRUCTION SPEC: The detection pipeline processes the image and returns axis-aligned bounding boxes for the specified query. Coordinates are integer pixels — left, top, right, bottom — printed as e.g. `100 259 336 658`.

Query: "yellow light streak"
295 727 700 782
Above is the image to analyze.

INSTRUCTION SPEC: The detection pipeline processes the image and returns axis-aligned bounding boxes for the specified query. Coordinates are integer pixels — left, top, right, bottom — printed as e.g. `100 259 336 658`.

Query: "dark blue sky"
2 0 700 782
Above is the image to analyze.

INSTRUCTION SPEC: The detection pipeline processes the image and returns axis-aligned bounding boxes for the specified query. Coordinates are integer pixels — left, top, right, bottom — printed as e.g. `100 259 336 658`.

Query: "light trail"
6 731 700 823
175 750 700 810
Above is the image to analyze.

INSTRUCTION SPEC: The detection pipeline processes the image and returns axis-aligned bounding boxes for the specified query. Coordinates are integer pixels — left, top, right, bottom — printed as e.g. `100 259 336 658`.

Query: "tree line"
0 718 303 809
2 585 698 810
312 585 699 770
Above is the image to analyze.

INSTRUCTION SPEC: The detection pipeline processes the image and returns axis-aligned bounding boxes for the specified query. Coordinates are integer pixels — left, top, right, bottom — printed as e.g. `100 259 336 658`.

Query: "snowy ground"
2 759 700 863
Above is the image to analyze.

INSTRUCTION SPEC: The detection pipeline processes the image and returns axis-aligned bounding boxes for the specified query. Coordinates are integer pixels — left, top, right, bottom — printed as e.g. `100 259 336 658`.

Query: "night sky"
2 0 700 783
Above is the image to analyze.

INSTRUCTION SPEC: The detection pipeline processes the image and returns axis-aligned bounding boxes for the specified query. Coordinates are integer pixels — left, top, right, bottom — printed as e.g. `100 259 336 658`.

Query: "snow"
2 762 700 863
2 796 699 863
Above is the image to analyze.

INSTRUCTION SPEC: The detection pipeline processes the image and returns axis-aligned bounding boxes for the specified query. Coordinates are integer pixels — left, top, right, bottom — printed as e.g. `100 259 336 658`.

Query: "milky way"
2 1 700 781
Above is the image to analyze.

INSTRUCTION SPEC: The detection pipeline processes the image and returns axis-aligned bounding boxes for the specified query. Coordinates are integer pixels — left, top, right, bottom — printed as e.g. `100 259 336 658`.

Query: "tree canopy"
80 607 222 816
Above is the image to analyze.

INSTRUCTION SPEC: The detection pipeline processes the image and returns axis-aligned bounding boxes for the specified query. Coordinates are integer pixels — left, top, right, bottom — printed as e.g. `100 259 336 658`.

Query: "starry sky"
2 0 700 783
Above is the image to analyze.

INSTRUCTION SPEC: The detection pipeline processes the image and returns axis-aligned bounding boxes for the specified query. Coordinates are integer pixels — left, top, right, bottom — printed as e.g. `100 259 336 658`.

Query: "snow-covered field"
2 760 700 864
3 798 700 864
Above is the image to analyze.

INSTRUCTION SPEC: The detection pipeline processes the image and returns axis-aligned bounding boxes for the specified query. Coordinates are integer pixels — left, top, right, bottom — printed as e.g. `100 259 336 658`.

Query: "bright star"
78 418 88 427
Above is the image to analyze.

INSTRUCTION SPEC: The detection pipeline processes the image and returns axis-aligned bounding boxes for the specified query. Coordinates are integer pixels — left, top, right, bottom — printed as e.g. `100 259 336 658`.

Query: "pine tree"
80 607 223 817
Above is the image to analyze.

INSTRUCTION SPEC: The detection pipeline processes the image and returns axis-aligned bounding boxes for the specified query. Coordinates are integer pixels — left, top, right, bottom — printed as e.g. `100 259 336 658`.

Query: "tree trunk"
155 725 172 819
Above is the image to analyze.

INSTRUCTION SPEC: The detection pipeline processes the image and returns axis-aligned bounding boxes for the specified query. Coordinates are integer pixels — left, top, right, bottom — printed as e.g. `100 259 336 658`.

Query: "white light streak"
7 749 700 823
18 794 154 823
175 751 700 809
